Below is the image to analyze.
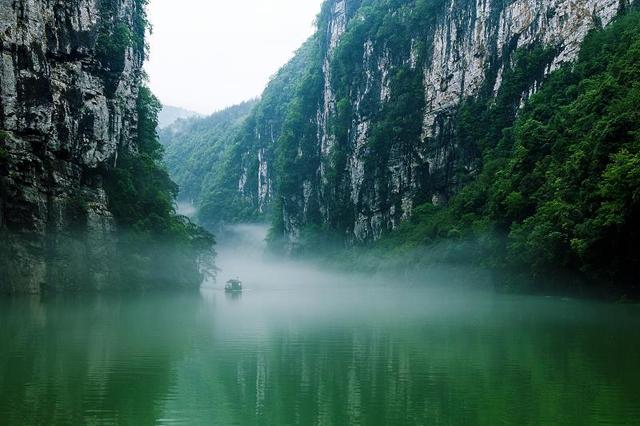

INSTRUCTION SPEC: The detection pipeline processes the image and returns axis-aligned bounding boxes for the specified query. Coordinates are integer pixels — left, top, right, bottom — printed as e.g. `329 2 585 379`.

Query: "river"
0 225 639 424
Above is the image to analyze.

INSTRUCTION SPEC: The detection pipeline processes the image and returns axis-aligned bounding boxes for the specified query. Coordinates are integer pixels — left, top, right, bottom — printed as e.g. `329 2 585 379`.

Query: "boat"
225 279 243 293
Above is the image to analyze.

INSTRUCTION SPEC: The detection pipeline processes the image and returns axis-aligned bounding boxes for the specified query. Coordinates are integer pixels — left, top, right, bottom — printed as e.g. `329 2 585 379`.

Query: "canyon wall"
0 0 145 292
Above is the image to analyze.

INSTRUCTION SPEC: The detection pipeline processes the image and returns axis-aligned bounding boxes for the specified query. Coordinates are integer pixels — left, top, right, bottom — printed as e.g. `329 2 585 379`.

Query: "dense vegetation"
103 87 215 289
162 40 318 229
360 10 640 295
96 0 149 70
160 101 256 203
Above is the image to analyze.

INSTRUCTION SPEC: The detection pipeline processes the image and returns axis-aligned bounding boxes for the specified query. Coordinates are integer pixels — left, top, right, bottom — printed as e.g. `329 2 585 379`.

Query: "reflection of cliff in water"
175 290 640 425
0 294 202 424
1 288 639 424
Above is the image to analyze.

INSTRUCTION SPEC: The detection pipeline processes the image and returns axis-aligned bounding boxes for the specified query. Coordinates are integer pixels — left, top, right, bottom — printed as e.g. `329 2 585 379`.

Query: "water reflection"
225 292 243 302
0 289 639 424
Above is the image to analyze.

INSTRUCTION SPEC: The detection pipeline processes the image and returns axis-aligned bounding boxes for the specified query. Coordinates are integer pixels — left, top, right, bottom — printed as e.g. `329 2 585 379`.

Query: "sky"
145 0 324 115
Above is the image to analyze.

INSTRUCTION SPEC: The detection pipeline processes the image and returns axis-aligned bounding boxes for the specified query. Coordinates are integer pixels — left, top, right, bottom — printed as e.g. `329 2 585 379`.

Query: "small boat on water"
225 279 243 293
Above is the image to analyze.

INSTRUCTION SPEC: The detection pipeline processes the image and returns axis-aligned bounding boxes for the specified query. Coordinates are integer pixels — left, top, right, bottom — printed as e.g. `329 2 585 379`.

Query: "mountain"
158 106 201 129
159 100 257 203
165 42 316 229
167 0 639 292
0 0 212 293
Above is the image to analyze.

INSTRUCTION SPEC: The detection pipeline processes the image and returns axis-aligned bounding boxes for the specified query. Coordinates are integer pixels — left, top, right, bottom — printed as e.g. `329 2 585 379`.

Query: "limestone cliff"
157 0 627 253
0 0 145 292
226 0 624 247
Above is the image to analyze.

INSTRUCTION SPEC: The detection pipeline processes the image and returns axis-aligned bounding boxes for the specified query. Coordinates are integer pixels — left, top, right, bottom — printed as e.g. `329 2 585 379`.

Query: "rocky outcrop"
158 0 624 250
342 0 622 242
0 0 145 293
239 0 624 247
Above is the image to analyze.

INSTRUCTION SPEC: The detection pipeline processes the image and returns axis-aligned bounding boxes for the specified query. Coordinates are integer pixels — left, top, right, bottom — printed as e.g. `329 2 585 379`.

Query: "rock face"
229 0 623 247
0 0 144 293
344 0 621 242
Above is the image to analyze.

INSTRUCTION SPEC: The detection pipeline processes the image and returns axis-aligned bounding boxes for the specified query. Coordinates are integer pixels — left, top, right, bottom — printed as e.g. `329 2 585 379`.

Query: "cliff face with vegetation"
179 0 621 237
160 100 257 206
0 0 212 293
269 0 622 245
178 0 621 236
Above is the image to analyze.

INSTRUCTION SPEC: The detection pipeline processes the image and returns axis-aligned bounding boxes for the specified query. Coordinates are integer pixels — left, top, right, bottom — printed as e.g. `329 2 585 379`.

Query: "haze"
145 0 324 114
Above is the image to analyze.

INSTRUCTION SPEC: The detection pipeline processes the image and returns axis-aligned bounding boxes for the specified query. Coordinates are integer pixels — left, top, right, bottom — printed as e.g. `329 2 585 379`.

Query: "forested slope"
160 101 257 203
355 10 640 294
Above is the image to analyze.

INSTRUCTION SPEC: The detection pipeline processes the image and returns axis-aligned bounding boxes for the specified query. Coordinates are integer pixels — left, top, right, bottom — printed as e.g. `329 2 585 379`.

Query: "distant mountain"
160 100 258 203
158 105 201 129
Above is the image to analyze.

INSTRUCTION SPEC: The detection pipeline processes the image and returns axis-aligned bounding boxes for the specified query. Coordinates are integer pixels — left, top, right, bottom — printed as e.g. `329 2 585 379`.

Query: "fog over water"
175 184 494 298
209 223 493 294
209 224 361 291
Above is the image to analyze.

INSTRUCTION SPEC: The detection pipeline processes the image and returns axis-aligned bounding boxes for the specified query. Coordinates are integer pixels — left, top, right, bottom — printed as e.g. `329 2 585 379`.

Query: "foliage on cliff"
104 87 215 289
160 101 256 203
162 40 318 229
368 10 640 293
93 0 216 289
268 0 463 246
96 0 149 71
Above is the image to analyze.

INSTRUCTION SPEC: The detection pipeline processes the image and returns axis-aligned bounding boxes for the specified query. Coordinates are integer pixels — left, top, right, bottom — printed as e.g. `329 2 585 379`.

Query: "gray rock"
0 0 144 293
240 0 622 246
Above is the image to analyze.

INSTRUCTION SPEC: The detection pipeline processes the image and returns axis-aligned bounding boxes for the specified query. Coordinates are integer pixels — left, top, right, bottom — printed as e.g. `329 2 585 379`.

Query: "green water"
0 287 639 425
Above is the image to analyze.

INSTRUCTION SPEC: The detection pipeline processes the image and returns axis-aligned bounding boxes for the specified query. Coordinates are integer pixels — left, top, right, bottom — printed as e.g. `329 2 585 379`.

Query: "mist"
206 223 496 296
208 224 359 291
2 0 639 422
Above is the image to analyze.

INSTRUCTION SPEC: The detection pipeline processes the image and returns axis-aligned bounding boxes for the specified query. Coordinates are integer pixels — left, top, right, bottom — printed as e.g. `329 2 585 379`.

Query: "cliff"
160 100 257 205
0 0 146 292
188 0 623 245
290 0 623 245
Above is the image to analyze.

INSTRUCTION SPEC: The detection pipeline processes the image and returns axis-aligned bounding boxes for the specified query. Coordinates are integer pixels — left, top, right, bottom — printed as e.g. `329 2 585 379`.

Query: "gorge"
1 0 639 423
163 0 639 295
3 0 638 295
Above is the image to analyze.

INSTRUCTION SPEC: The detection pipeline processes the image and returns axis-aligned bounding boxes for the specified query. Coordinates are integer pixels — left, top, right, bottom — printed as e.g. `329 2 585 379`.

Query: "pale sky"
145 0 324 114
